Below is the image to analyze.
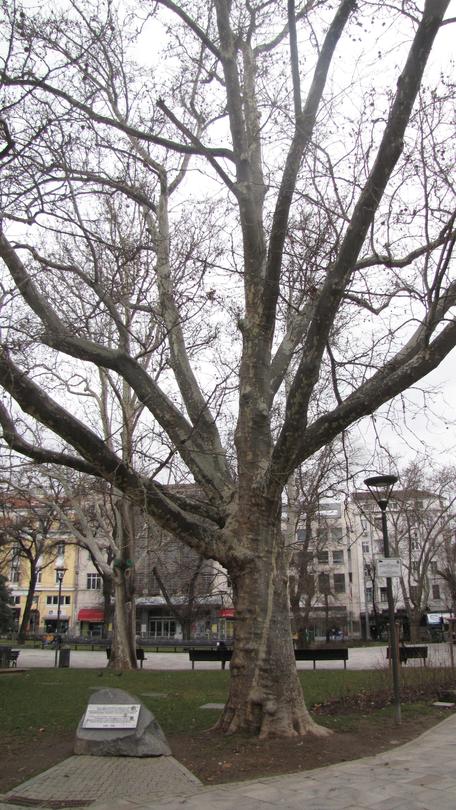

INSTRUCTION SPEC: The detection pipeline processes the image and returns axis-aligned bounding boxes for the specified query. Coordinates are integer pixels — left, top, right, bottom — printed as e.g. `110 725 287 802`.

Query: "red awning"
78 608 105 622
218 608 235 618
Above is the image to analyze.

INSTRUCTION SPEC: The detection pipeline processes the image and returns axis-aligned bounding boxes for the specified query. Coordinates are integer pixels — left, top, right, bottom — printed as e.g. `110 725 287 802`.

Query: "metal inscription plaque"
83 704 141 729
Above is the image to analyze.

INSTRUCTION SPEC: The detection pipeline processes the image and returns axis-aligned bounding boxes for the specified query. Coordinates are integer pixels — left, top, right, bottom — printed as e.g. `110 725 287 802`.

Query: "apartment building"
2 484 453 642
352 488 455 640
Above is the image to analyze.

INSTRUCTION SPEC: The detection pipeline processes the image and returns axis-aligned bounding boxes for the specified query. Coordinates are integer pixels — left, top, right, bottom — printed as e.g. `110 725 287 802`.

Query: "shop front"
136 595 229 640
77 608 105 638
44 610 69 634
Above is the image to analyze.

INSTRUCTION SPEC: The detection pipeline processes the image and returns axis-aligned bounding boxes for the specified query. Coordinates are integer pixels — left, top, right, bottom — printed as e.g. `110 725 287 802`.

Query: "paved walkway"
8 642 456 671
2 712 456 810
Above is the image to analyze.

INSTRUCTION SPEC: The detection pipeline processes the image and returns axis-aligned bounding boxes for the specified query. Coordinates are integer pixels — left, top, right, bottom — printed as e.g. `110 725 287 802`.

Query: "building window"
36 569 42 583
365 587 373 603
46 595 71 605
56 543 65 557
380 587 388 603
318 572 331 594
87 573 102 590
331 527 343 544
10 567 19 583
317 551 329 564
296 529 306 542
432 584 441 600
332 550 344 565
430 561 438 575
362 541 370 554
334 573 345 593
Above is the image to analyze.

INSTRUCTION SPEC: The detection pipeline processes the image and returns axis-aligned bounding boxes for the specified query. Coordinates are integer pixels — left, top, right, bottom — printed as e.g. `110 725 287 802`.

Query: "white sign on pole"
83 704 141 729
376 557 402 578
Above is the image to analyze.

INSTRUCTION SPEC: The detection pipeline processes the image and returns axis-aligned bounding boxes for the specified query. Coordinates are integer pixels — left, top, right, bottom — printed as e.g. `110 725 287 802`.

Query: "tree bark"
217 502 329 738
107 570 137 670
101 573 113 640
18 566 38 643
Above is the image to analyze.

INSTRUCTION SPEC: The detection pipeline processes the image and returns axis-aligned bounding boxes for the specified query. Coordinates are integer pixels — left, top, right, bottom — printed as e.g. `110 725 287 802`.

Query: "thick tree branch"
274 0 450 473
288 0 302 118
0 233 230 496
0 401 98 475
157 98 236 194
261 0 355 338
0 350 224 555
1 76 235 162
154 0 221 60
289 317 456 476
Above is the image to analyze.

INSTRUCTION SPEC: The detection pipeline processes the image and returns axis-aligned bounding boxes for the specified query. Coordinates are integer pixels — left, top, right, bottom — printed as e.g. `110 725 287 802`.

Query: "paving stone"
6 756 201 805
4 692 456 810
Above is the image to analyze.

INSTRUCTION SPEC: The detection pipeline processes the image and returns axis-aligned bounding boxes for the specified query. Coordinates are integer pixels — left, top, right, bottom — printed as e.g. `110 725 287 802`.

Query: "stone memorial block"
74 687 171 757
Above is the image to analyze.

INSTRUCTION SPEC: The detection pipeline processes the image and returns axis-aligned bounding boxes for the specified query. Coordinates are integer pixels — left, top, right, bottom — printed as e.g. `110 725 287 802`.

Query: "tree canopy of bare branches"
0 0 455 737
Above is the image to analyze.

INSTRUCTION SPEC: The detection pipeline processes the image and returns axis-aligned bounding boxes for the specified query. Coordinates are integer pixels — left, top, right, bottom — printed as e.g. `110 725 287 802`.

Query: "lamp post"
364 474 401 724
54 557 67 668
363 559 371 641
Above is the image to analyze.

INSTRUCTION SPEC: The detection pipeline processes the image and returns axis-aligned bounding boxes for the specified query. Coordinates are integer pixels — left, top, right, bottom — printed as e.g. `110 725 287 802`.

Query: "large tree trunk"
18 567 38 643
107 571 137 670
408 614 422 643
217 505 329 739
101 573 113 640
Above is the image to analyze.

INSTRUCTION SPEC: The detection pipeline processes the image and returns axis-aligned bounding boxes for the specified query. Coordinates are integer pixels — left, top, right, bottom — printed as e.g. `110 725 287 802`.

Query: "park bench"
188 647 349 671
387 645 428 665
0 648 20 668
294 648 349 670
0 647 12 668
188 648 232 670
106 647 147 668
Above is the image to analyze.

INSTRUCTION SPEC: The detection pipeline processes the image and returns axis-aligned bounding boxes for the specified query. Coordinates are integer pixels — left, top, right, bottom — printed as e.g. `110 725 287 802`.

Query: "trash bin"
58 648 71 668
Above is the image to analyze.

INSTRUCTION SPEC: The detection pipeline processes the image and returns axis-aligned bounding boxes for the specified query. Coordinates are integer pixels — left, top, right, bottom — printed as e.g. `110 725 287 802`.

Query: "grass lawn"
0 666 452 737
1 666 455 792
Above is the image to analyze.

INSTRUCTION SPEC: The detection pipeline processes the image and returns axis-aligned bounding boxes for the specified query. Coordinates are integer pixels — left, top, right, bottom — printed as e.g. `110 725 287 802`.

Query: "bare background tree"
386 463 456 641
0 0 455 737
0 467 64 641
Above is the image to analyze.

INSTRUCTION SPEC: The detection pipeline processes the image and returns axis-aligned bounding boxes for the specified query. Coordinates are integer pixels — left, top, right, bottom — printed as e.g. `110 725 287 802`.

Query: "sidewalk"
9 642 455 671
2 711 456 810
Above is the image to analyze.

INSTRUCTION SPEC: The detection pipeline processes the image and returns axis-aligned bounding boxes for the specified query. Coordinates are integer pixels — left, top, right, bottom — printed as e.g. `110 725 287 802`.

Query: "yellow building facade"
4 540 78 635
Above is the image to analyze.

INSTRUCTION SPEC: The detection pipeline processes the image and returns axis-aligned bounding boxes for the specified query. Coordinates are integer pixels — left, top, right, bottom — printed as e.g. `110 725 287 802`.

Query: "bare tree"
52 474 142 669
0 1 455 737
0 469 64 641
438 540 456 615
0 574 14 633
288 440 353 645
356 461 456 641
387 464 456 641
151 552 226 641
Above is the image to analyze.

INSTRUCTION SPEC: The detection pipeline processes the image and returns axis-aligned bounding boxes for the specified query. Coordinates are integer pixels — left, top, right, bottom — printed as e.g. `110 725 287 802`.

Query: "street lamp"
54 556 67 668
364 474 401 724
